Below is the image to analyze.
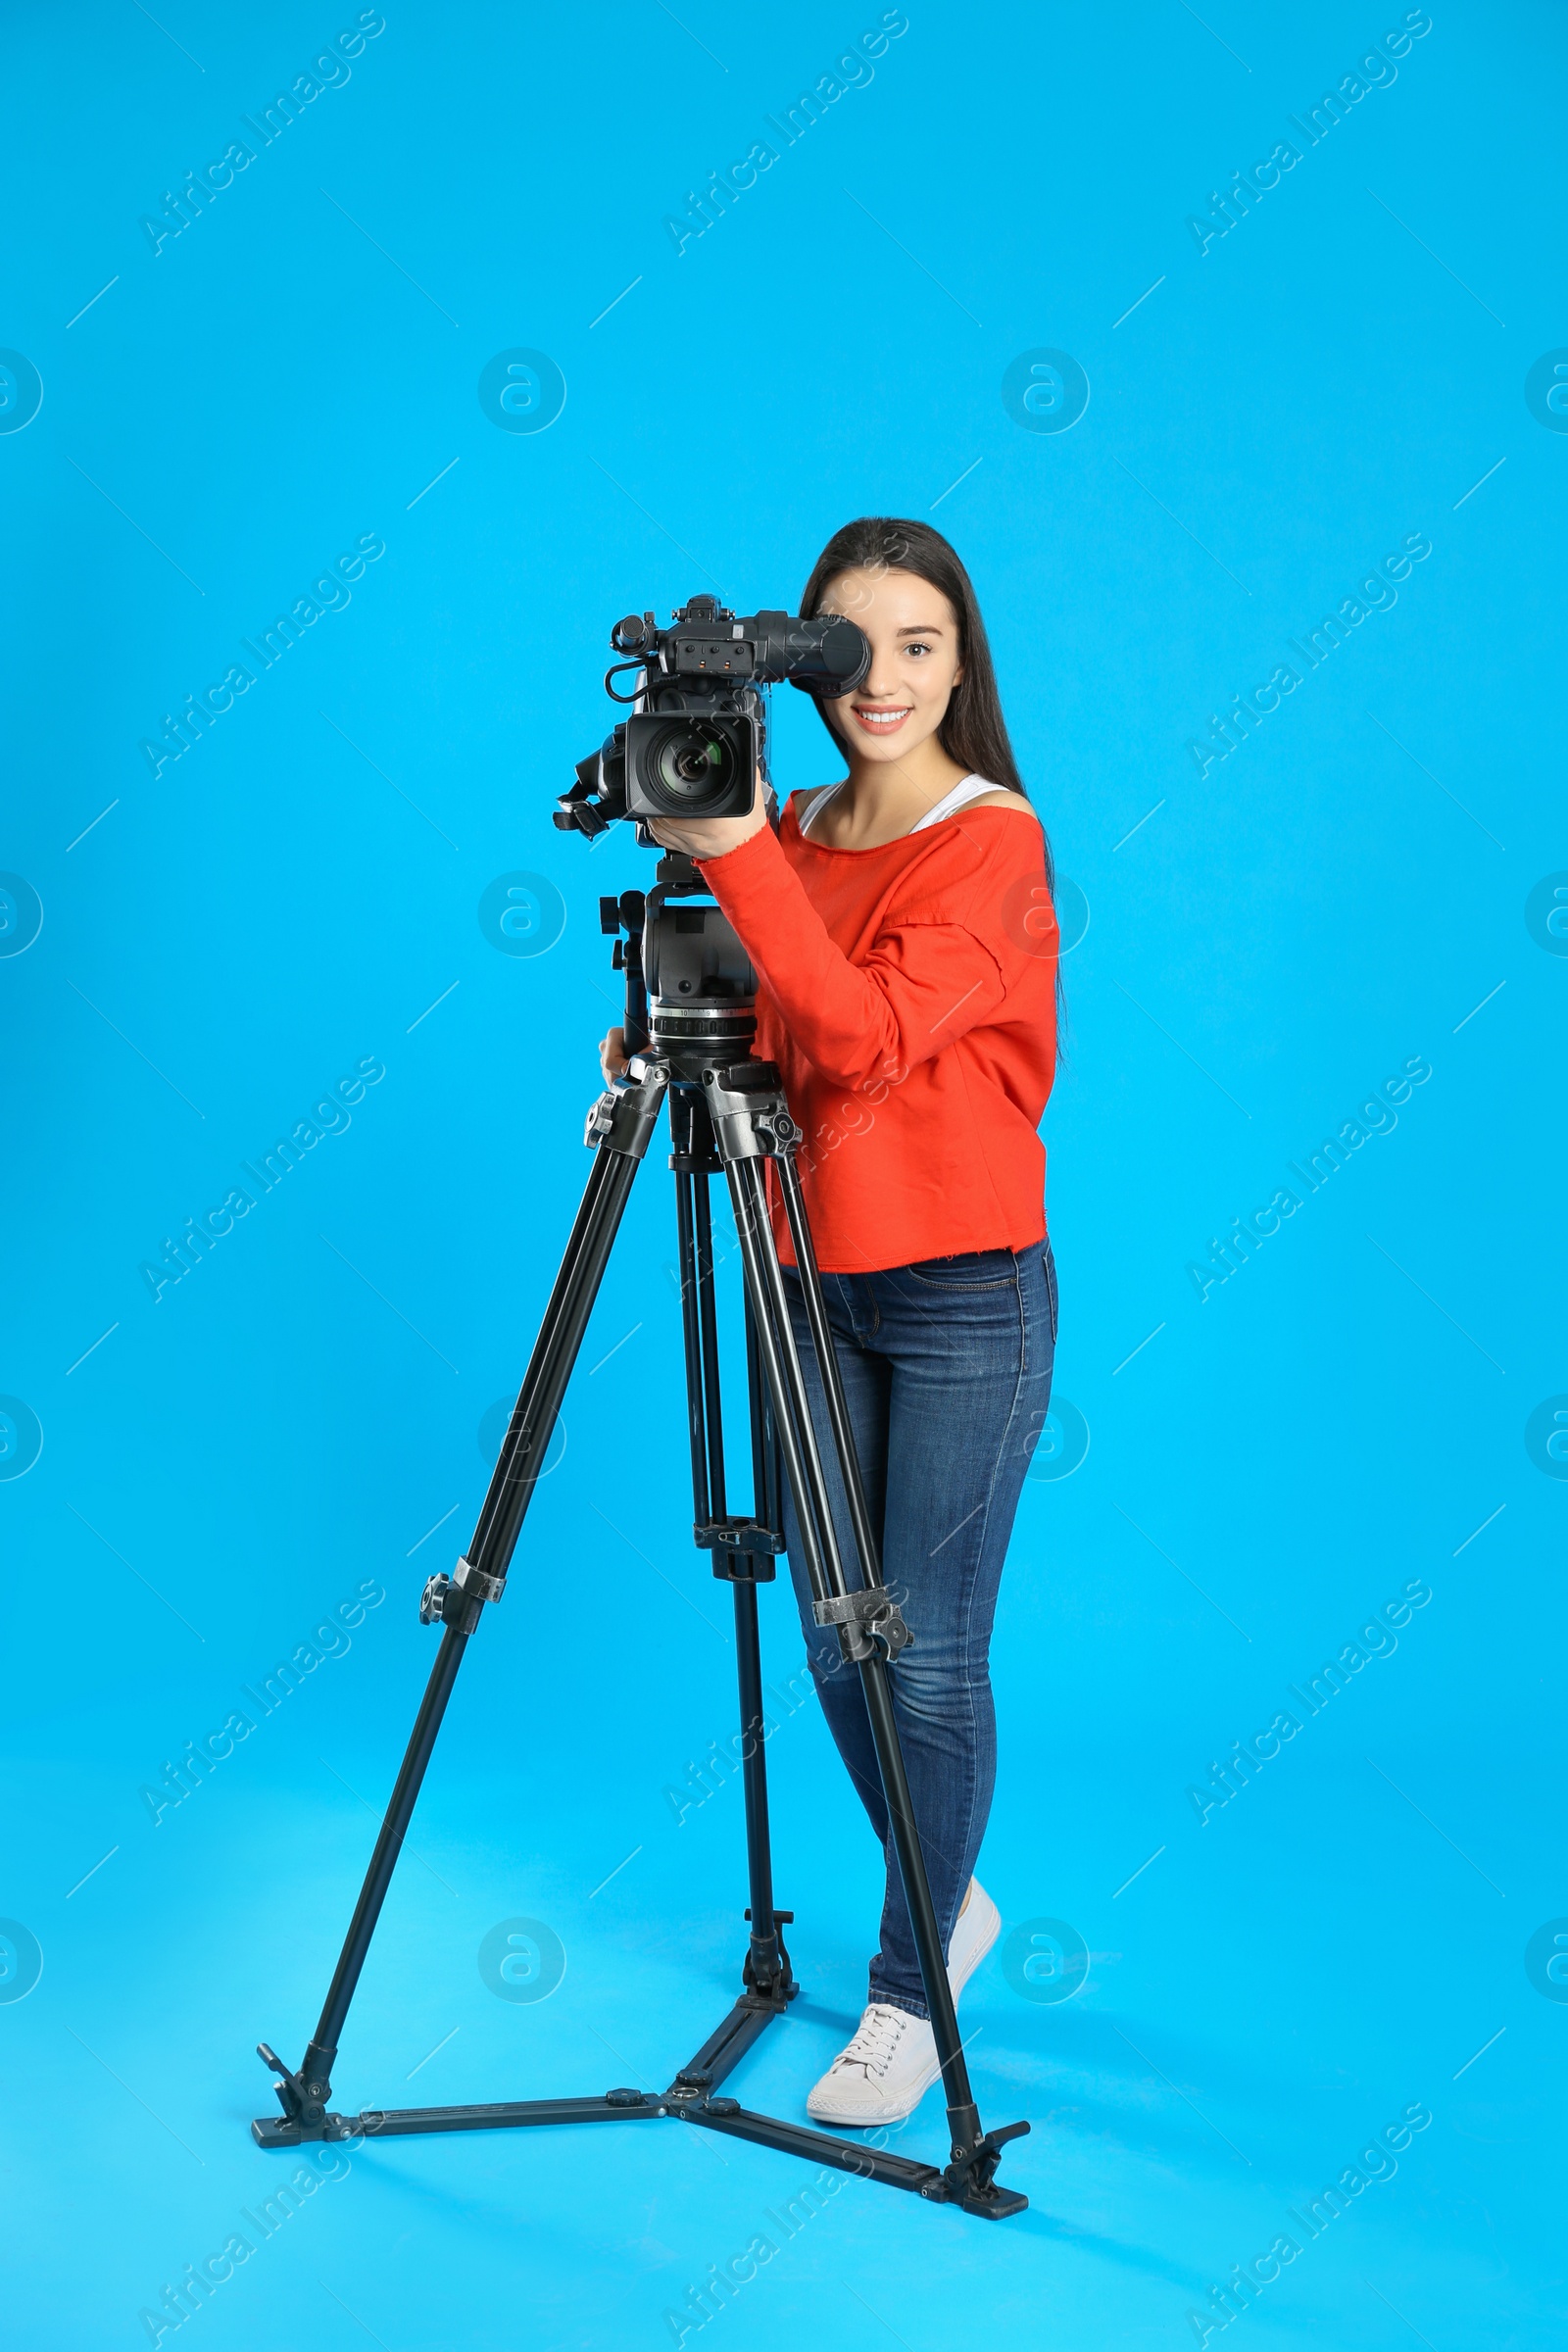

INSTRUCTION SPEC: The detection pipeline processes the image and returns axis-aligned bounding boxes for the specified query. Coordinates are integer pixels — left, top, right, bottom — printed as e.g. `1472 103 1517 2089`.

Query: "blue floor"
6 4 1566 2346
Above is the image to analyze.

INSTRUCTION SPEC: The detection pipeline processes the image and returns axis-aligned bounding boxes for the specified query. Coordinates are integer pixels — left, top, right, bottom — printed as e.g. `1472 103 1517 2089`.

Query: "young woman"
600 517 1059 2127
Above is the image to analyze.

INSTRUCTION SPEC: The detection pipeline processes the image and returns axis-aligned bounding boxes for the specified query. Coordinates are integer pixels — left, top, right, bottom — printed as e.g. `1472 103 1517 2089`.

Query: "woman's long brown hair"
799 515 1063 1036
799 515 1054 898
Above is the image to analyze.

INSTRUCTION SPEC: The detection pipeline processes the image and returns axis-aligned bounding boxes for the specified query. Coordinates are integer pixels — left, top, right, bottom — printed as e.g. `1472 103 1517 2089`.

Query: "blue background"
4 3 1565 2345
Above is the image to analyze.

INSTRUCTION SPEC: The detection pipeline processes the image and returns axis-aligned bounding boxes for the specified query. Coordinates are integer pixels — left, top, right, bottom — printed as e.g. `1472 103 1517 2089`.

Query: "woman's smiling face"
816 566 964 766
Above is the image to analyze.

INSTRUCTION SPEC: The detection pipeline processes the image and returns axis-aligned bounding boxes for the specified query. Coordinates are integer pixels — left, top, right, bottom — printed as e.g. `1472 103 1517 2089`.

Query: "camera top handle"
609 599 870 698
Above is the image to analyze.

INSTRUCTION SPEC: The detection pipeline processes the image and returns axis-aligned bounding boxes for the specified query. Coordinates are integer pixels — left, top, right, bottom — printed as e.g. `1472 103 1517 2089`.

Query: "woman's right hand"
599 1026 629 1087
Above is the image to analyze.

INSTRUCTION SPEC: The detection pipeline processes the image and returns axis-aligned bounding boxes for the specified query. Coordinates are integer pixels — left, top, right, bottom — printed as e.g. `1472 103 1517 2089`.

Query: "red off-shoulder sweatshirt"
697 795 1058 1273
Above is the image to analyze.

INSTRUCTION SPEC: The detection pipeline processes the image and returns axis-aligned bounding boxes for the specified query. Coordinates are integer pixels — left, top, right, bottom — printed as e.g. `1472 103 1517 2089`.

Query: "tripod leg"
721 1154 841 1616
671 1090 787 1998
671 1096 713 1519
772 1155 884 1595
466 1081 662 1583
724 1159 974 2092
706 1071 1023 2209
728 1580 783 1990
697 1171 789 1994
256 1073 666 2141
765 1154 990 2154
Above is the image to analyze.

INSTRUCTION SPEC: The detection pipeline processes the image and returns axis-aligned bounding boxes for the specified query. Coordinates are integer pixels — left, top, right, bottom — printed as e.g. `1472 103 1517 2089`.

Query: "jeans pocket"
903 1249 1018 1291
1042 1241 1058 1346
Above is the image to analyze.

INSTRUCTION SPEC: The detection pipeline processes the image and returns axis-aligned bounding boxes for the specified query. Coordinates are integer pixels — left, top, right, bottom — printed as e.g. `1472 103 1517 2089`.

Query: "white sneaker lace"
830 2003 913 2082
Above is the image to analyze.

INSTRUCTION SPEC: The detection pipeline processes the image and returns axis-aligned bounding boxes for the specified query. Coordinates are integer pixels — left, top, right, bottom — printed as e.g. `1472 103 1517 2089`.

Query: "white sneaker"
807 2001 942 2126
805 1885 1001 2129
947 1878 1001 2002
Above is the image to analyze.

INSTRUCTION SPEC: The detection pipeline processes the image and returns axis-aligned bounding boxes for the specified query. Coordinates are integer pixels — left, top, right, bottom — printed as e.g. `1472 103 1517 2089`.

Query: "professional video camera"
551 592 872 1057
554 594 870 839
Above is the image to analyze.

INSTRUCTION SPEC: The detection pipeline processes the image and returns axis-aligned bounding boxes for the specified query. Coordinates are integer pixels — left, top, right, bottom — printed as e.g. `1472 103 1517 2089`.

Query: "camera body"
623 701 762 826
556 595 869 841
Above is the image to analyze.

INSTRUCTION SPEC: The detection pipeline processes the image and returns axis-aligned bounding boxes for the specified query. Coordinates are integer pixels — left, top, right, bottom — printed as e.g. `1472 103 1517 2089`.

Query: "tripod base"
251 1923 1028 2220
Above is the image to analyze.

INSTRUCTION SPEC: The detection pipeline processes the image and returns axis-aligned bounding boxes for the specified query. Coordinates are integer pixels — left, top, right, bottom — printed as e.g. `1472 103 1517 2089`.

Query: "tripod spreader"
693 1515 784 1577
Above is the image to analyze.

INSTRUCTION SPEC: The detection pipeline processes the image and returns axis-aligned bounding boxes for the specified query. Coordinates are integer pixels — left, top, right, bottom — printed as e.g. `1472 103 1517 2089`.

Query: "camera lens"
651 721 738 808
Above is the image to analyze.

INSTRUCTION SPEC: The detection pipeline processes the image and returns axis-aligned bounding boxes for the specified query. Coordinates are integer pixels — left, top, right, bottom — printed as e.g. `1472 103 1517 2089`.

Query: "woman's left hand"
645 796 769 862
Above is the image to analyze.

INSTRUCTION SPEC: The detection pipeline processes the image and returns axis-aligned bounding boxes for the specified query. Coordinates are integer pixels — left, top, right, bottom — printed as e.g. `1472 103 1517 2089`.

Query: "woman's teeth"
856 707 911 728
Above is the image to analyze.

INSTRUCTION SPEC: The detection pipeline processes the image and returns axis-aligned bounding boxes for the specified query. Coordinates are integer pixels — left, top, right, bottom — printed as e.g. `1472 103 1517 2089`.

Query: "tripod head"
599 854 758 1072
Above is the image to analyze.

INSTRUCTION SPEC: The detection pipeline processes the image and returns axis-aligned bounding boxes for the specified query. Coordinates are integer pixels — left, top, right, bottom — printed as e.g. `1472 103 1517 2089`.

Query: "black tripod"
252 864 1028 2219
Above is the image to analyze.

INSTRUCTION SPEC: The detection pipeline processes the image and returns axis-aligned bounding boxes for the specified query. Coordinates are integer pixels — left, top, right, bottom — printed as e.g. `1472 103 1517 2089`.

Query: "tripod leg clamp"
585 1068 667 1159
419 1556 501 1632
813 1587 913 1663
702 1062 800 1164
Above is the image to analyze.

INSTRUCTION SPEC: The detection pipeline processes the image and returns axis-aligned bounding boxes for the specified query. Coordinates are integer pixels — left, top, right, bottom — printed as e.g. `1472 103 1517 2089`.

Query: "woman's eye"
905 639 931 657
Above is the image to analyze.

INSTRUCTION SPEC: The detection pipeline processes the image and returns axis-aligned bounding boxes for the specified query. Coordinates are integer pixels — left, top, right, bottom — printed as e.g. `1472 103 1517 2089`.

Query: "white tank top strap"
795 772 1003 842
794 782 847 837
909 772 1003 831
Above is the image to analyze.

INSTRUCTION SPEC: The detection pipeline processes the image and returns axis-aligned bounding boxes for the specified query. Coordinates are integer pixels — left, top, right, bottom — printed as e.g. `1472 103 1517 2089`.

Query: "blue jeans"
778 1240 1057 2020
